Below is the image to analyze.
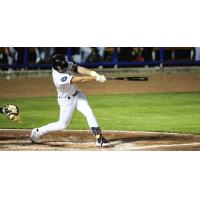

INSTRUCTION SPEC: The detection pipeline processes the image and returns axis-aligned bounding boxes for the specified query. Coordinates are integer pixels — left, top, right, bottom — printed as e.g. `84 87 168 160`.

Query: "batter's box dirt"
1 129 200 151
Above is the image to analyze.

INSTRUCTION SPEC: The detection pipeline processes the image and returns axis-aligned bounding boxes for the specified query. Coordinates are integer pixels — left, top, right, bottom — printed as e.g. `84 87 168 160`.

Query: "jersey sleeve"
68 61 78 73
67 62 74 71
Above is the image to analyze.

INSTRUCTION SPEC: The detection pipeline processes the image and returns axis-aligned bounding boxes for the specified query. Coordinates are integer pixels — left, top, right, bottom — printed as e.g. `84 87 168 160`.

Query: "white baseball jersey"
52 61 77 99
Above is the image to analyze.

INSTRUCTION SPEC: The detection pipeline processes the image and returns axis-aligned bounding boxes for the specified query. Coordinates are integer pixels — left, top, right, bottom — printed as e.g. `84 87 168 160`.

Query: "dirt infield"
1 129 200 151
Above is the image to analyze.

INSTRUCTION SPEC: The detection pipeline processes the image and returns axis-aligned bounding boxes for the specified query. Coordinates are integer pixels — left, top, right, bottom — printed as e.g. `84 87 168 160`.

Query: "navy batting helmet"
50 54 69 73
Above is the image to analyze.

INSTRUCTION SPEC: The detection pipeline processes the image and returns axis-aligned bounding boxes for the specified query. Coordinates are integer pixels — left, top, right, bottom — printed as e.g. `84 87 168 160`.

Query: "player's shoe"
95 134 109 147
91 127 110 147
30 128 41 143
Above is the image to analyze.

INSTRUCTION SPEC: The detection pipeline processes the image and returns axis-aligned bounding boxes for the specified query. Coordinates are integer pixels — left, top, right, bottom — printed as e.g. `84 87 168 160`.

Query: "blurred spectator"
71 47 92 64
15 48 24 64
119 47 153 63
195 47 200 61
85 47 105 62
4 47 18 65
0 47 4 63
143 47 153 61
81 47 93 62
104 47 115 62
28 47 37 64
71 47 105 64
119 47 145 62
119 47 133 61
97 47 105 61
35 47 55 63
71 47 82 64
0 48 3 70
87 48 101 62
133 48 144 61
71 47 81 64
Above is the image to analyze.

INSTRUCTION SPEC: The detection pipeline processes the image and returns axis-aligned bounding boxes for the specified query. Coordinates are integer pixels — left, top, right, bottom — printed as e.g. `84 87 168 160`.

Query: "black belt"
67 91 79 99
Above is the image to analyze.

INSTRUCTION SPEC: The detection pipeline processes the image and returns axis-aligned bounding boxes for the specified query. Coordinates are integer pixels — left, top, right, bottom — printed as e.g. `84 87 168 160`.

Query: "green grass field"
0 92 200 134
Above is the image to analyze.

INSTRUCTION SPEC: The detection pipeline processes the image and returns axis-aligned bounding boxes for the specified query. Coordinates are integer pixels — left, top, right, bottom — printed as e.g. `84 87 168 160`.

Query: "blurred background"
0 47 200 70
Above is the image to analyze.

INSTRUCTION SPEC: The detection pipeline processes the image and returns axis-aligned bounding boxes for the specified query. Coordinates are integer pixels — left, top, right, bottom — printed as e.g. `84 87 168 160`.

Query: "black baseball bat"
107 76 148 81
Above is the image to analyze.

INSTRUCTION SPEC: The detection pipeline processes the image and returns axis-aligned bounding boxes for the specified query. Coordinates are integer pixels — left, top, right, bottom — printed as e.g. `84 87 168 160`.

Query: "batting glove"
90 71 100 77
96 75 106 83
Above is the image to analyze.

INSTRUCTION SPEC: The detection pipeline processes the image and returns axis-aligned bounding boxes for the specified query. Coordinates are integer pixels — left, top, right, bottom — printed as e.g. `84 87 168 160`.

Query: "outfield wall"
1 66 200 80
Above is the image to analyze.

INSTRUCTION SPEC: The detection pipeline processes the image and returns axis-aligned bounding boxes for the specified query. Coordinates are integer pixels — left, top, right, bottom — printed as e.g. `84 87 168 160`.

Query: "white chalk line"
0 129 193 136
132 142 200 150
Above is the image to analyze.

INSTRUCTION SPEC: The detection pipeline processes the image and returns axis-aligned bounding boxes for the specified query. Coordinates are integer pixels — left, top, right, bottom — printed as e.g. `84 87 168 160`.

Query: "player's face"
58 66 68 73
57 60 69 73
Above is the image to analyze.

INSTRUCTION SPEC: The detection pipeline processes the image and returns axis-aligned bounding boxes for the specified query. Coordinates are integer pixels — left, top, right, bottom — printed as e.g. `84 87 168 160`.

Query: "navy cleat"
91 127 110 147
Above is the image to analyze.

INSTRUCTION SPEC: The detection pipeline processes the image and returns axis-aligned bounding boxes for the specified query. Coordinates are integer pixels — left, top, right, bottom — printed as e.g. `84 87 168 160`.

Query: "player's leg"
76 92 109 146
76 92 98 127
30 99 77 143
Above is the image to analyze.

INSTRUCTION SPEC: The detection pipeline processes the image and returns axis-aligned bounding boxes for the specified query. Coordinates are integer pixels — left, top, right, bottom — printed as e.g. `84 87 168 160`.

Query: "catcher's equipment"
0 104 21 122
50 54 69 73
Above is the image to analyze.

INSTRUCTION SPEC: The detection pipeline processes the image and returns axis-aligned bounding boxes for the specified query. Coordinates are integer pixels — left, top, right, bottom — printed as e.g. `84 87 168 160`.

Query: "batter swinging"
30 54 109 147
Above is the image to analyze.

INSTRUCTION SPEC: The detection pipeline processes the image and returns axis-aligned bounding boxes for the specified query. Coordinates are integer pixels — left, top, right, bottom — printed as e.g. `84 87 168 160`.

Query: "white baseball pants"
38 91 99 135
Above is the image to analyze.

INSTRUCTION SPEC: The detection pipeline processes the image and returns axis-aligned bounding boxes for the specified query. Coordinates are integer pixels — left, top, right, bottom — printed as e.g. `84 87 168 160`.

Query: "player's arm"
71 76 96 83
72 64 100 77
71 75 106 83
71 63 106 82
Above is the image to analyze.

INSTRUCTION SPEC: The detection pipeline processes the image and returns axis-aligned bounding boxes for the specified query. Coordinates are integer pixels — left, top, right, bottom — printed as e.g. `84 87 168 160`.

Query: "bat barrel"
107 77 148 81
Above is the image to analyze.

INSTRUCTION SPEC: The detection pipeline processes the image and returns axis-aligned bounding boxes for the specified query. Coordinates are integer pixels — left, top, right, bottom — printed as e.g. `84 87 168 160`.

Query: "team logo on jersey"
61 76 68 82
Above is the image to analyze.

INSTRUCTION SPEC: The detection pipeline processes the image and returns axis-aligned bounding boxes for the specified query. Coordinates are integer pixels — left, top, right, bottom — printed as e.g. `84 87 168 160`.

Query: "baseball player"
30 54 109 147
